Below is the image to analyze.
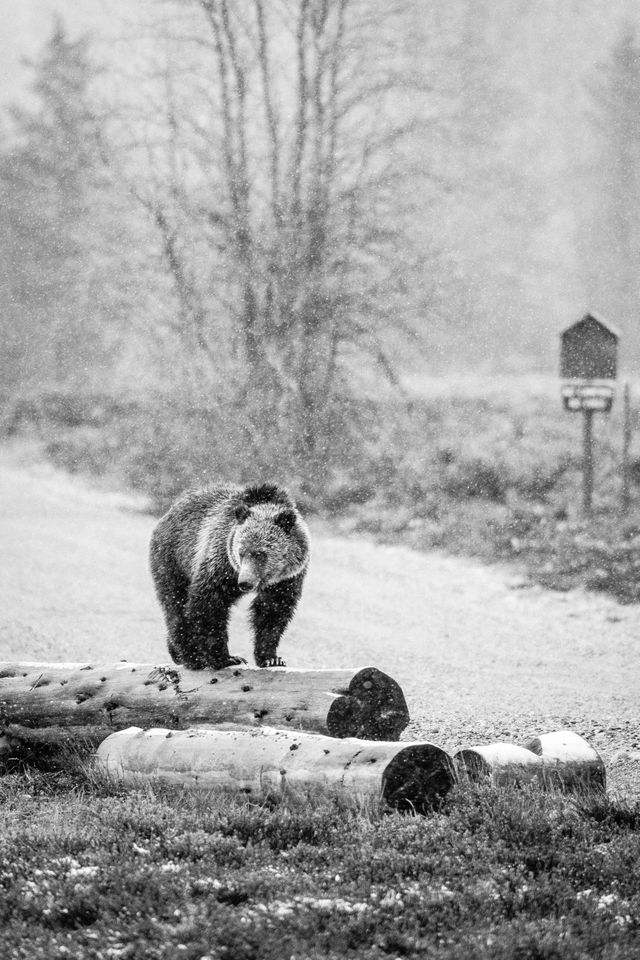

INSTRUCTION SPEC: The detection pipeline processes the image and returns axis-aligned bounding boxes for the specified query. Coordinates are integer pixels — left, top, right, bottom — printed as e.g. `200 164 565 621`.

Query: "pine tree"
0 19 107 388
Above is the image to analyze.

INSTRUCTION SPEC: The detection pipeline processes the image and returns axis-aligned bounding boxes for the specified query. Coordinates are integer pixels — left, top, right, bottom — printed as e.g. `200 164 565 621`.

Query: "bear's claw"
262 657 287 668
224 655 247 667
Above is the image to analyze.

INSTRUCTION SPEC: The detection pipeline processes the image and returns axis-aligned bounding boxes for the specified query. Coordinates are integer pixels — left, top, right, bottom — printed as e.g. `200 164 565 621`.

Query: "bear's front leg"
250 575 304 667
166 611 190 666
184 590 246 670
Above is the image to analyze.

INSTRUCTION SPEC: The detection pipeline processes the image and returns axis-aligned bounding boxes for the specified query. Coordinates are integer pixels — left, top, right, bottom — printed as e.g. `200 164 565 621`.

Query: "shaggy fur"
149 483 310 670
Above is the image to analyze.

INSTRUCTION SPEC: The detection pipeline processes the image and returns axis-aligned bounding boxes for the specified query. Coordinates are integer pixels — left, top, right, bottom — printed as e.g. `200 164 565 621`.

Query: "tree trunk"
0 661 410 769
96 724 456 812
455 730 605 792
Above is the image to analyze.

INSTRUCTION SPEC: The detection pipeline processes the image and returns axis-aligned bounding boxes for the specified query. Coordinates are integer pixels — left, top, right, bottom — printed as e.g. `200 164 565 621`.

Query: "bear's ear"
234 502 250 524
274 509 297 534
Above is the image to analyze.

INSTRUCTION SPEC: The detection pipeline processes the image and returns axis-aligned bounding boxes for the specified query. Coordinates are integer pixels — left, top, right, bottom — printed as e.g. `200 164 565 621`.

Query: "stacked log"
0 660 608 807
96 725 457 812
0 660 409 767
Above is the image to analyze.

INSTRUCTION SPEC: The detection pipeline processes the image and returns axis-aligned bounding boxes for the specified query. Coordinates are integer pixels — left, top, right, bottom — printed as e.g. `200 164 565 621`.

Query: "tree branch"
292 0 311 221
254 0 281 226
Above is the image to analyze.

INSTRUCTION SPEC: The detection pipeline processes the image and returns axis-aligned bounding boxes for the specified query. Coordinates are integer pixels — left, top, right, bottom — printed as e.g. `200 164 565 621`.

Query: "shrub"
440 454 510 502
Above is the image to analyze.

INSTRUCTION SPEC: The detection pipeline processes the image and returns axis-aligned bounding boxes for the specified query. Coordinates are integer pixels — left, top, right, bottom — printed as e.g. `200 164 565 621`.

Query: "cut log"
523 730 606 791
0 661 410 768
455 743 544 787
455 730 605 792
96 725 457 812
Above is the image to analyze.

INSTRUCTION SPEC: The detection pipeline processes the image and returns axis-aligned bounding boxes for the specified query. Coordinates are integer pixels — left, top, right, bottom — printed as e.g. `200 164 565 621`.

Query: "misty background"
3 0 640 591
3 0 640 382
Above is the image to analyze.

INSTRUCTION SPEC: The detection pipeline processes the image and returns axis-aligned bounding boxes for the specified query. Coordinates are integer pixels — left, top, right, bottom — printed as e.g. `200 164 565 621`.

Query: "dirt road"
1 444 639 793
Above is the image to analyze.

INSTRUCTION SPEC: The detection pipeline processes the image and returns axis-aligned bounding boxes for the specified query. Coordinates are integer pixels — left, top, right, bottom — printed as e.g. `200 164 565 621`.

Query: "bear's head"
229 498 309 592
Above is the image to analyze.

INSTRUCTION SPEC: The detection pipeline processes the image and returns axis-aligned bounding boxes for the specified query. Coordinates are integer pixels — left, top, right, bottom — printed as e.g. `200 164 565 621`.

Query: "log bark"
455 730 605 792
0 661 410 768
96 725 456 812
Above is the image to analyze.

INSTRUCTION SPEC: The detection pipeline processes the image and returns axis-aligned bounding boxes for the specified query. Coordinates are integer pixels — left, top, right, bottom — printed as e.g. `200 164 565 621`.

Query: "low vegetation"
3 382 640 602
0 771 638 959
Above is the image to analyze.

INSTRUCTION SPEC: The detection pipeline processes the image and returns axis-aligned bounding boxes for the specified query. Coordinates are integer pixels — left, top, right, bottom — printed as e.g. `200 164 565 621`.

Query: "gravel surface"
1 443 639 798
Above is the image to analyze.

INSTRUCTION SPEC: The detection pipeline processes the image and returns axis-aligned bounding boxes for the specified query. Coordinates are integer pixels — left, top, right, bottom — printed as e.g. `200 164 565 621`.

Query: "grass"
4 381 640 601
1 771 639 959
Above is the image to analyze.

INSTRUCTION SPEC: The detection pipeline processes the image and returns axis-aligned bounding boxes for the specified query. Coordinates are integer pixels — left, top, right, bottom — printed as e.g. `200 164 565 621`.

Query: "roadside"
1 441 638 796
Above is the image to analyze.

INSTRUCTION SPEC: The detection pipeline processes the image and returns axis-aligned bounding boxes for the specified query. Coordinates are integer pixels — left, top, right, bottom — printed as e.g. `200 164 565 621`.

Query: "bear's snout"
237 559 259 592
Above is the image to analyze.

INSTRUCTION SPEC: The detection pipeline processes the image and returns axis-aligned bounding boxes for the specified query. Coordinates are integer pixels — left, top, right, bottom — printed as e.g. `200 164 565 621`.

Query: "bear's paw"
260 656 287 668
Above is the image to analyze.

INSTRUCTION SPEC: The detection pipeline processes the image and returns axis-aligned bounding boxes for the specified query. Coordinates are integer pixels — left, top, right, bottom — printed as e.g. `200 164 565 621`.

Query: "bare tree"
114 0 422 481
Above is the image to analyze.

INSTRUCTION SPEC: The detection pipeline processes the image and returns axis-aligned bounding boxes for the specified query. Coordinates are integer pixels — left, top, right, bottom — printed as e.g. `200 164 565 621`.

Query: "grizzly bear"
149 483 310 670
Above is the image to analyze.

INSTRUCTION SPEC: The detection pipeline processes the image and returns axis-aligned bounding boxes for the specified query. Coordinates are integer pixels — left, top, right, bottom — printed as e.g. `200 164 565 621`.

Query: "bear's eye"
251 550 267 564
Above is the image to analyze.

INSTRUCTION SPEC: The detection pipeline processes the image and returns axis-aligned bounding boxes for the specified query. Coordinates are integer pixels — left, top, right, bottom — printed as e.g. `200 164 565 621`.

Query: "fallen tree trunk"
96 725 456 812
0 661 410 768
455 730 605 792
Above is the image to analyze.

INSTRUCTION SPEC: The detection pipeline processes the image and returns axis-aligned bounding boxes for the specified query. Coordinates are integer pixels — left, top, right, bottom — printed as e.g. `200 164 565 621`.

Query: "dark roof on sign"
560 311 622 340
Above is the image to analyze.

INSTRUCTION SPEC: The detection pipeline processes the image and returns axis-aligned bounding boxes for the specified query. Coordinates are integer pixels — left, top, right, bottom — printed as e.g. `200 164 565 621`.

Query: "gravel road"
1 444 639 796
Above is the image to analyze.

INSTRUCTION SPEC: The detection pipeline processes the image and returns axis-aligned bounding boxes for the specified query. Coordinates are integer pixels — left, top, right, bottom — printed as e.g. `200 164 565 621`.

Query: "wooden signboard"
560 313 619 381
561 382 614 413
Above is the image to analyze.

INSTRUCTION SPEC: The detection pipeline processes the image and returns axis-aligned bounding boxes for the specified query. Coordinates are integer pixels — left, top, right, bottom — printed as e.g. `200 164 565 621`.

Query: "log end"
326 667 410 741
382 743 457 812
454 747 492 783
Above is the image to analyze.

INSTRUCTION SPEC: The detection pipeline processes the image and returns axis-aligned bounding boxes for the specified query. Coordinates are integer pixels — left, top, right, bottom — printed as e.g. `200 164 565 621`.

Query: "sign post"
582 407 594 515
560 313 620 518
622 381 632 515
